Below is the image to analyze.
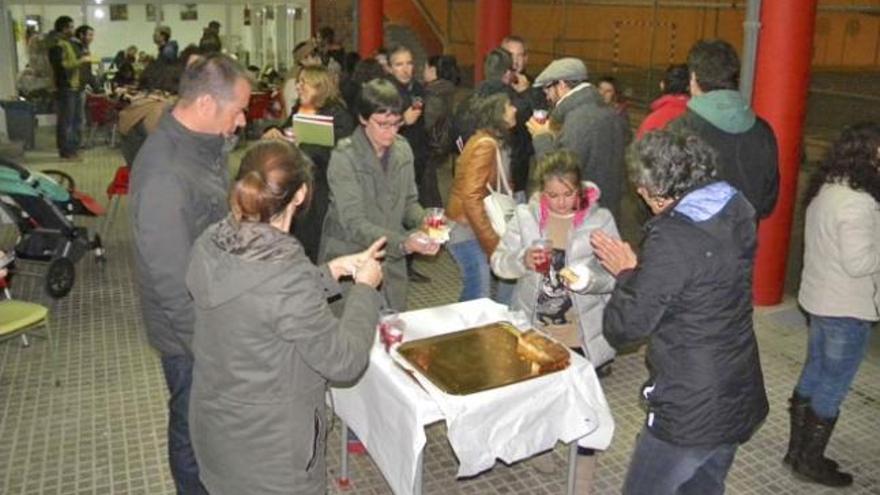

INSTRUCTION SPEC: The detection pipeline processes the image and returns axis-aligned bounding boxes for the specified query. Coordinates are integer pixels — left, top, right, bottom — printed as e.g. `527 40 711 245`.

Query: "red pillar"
474 0 512 83
751 0 818 305
358 0 383 59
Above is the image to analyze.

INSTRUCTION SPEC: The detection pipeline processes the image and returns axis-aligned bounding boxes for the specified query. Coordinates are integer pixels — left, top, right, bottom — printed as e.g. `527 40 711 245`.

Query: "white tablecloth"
330 299 614 495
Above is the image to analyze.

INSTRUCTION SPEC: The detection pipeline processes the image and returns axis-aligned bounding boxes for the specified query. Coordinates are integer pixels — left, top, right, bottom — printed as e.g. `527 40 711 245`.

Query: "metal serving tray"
396 321 569 396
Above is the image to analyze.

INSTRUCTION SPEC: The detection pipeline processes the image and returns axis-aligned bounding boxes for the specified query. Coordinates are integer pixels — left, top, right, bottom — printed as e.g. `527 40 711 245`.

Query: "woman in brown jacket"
446 92 517 301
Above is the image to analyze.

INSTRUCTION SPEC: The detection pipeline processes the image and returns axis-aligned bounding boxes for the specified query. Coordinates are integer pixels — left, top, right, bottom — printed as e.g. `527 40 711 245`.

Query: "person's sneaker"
407 268 431 283
347 438 366 455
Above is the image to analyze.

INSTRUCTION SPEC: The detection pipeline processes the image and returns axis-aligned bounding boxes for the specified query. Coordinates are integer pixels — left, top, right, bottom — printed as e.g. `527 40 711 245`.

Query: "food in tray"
396 322 571 395
516 330 570 372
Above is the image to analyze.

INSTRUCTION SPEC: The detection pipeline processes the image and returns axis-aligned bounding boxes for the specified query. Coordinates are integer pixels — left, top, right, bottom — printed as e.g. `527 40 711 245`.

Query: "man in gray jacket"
130 54 251 495
527 58 629 221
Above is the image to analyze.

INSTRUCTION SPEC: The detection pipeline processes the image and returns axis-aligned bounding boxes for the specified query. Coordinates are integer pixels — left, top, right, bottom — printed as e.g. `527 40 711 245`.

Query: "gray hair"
178 54 251 106
628 131 719 199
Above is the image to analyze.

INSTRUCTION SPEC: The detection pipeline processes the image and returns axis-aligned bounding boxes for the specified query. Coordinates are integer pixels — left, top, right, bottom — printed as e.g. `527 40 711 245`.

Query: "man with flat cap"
527 57 629 221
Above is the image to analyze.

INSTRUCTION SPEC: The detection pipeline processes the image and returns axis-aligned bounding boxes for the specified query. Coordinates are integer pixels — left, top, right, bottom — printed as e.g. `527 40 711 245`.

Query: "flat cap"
533 58 588 87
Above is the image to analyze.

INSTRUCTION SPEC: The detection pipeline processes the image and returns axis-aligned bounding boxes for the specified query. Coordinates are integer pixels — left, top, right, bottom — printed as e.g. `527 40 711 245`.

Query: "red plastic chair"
86 95 120 147
99 166 130 238
246 92 274 121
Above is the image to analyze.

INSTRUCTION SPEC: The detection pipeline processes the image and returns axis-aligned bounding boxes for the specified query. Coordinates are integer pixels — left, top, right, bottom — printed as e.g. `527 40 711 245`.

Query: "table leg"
337 420 351 489
567 442 578 495
413 446 424 495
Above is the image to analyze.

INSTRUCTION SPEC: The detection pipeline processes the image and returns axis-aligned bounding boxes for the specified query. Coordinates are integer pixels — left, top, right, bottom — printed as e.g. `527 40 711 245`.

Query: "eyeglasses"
370 117 404 130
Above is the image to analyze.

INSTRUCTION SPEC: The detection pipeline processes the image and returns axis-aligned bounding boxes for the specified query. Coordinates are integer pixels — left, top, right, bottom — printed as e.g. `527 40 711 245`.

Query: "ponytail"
230 140 313 223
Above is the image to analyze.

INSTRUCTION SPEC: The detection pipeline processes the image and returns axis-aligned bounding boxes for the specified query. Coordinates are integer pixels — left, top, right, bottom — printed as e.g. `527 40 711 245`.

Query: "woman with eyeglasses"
320 78 440 312
446 92 517 302
266 65 355 263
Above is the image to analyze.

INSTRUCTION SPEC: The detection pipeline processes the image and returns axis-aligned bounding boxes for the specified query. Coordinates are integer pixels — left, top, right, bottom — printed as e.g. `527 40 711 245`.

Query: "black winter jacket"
670 110 779 219
603 183 769 446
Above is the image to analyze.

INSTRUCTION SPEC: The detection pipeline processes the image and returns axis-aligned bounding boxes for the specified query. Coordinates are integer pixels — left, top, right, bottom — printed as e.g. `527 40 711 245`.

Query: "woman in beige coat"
786 122 880 487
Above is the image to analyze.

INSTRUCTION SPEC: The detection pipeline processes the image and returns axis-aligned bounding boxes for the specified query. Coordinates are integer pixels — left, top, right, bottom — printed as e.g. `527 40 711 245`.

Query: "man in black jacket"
593 131 768 495
669 39 779 219
130 54 251 495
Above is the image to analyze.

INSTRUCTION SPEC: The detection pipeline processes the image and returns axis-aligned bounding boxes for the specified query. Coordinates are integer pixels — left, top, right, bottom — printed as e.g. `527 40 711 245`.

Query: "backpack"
427 110 453 156
449 90 482 155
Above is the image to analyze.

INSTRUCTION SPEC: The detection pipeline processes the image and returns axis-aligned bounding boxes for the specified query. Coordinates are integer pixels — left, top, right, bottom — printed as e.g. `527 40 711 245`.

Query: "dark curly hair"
803 122 880 206
472 92 513 140
628 130 719 199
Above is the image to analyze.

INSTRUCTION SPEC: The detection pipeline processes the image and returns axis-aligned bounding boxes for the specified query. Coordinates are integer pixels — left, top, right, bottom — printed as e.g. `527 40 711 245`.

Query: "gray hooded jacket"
186 218 381 495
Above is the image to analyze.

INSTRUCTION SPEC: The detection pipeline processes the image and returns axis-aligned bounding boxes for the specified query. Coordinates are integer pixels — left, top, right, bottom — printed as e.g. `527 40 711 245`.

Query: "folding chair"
98 166 130 239
85 94 119 147
0 277 59 386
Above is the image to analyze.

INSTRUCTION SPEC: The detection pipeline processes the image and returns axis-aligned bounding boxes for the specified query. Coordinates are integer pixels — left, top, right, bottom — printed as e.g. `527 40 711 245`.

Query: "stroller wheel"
46 257 76 299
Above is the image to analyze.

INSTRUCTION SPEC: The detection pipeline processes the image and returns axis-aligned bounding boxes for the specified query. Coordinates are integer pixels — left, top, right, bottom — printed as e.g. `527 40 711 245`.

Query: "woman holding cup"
491 150 619 486
186 140 385 495
491 150 619 368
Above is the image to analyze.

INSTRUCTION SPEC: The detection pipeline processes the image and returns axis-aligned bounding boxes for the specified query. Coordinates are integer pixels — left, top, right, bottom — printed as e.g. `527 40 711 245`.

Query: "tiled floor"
1 133 878 494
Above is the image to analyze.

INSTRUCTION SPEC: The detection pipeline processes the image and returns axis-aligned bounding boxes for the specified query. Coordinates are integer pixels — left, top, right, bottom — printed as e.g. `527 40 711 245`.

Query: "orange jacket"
446 131 504 256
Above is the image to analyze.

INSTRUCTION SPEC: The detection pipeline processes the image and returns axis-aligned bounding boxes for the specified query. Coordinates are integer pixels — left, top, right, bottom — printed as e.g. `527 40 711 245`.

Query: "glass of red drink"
424 207 446 230
378 309 405 351
531 238 553 274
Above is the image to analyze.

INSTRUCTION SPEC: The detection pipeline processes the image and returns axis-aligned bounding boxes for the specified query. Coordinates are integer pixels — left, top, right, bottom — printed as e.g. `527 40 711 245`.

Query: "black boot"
792 407 853 487
784 391 838 469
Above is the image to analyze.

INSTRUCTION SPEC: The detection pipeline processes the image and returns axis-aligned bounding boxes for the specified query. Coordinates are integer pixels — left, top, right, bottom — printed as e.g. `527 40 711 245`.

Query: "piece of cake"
517 330 570 372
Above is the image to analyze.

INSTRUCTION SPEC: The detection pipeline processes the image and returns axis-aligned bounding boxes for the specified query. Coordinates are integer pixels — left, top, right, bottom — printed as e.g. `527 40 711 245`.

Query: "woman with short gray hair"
591 131 768 494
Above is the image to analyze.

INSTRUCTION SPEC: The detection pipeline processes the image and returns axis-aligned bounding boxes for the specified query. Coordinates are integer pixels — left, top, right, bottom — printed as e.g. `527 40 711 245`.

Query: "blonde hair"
298 65 341 109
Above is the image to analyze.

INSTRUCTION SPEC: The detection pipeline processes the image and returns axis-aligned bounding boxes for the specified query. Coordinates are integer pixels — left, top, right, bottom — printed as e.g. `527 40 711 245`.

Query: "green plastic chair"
0 299 59 386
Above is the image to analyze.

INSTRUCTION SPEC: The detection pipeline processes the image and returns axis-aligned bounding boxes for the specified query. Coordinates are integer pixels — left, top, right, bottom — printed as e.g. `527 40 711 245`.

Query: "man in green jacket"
48 16 87 160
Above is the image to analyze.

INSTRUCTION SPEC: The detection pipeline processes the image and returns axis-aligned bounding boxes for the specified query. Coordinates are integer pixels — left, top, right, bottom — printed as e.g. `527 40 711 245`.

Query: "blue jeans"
494 277 515 305
796 314 872 419
55 89 81 156
448 239 491 302
160 355 207 495
623 427 738 495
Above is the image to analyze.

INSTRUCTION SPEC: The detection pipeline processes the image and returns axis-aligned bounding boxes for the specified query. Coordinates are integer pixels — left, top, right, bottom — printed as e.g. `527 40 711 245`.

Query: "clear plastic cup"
531 238 553 274
378 309 405 351
533 109 549 124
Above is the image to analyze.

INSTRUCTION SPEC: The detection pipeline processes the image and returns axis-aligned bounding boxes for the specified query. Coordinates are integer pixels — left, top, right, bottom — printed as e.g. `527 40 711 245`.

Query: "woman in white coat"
786 122 880 488
491 150 618 369
491 150 619 487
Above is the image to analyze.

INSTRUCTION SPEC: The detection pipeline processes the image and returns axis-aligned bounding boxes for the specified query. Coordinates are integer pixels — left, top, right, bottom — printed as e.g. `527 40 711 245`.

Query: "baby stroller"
0 157 105 299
